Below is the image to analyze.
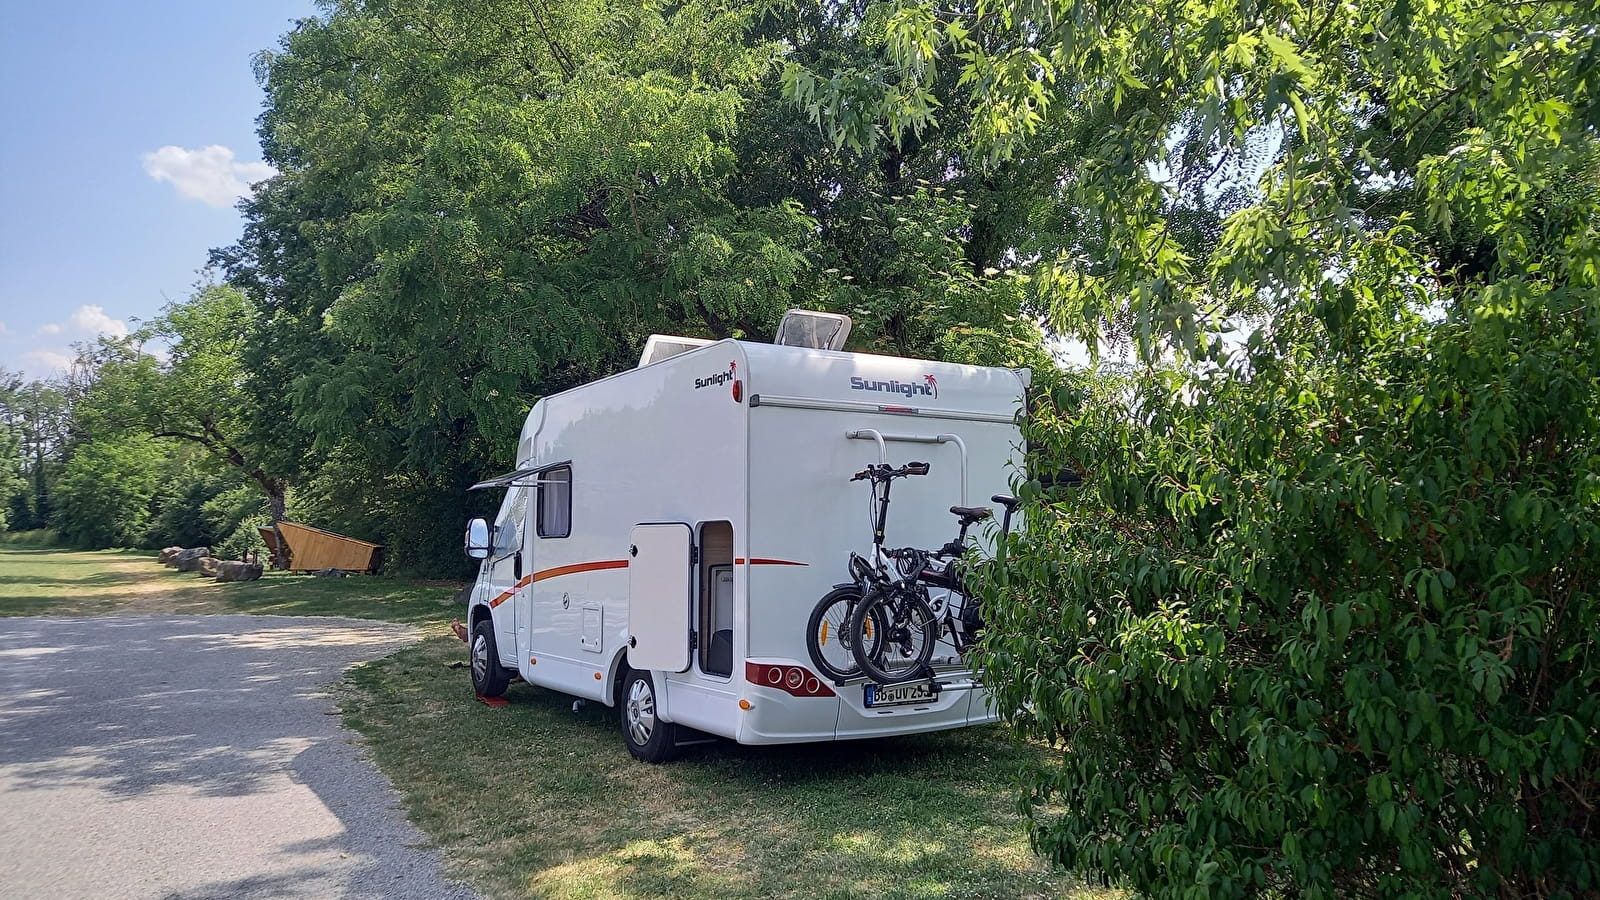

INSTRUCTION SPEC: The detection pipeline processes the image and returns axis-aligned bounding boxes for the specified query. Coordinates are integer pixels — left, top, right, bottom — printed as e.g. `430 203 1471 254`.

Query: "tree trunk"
264 480 289 563
255 475 290 570
32 440 45 525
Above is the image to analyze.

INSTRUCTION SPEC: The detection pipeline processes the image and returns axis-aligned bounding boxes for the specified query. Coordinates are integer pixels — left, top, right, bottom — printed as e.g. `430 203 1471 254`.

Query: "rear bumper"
732 666 989 744
833 672 975 740
735 682 841 744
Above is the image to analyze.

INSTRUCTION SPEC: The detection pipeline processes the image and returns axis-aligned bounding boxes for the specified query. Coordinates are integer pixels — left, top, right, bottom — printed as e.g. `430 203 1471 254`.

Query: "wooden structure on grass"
258 522 384 574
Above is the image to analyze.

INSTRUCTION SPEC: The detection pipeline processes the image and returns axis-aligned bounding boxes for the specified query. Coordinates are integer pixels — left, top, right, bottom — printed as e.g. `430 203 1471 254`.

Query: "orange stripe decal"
486 556 806 608
487 574 534 608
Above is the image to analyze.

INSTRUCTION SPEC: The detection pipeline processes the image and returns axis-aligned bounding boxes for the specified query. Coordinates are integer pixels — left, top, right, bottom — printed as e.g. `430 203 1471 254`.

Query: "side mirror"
464 518 491 559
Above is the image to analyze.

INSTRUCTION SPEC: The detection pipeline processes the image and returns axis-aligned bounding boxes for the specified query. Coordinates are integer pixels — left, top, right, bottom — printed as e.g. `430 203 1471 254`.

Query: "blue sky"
0 0 316 378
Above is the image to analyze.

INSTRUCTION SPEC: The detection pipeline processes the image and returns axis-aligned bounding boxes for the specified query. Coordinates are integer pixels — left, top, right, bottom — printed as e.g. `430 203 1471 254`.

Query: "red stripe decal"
736 558 809 566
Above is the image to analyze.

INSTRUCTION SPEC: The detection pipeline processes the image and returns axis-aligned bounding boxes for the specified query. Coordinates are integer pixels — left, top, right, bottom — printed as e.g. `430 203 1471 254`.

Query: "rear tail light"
745 661 835 697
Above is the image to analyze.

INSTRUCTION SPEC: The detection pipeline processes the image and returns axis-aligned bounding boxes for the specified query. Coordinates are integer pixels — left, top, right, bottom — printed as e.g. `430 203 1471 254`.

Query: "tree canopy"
207 0 1052 570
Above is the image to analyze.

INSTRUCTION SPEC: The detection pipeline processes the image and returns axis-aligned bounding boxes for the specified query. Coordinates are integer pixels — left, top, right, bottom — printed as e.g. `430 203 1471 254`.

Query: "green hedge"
980 289 1599 898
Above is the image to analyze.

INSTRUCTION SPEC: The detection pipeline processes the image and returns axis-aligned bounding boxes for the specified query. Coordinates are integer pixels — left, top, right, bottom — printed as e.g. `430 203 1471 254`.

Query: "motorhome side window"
492 488 527 557
537 466 572 538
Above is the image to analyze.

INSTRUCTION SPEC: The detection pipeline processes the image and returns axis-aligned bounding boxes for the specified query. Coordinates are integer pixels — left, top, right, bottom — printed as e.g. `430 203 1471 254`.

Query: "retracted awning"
468 466 542 490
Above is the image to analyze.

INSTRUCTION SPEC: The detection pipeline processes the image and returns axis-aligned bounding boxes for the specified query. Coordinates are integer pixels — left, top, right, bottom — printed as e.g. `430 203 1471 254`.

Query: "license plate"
864 681 937 708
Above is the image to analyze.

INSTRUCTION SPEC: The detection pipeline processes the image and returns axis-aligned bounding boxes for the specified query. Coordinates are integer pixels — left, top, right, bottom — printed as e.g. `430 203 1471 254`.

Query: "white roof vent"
774 309 852 351
639 335 714 367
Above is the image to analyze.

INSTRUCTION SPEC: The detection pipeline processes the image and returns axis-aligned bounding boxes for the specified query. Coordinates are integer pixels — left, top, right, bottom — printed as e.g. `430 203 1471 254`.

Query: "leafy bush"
0 528 58 548
0 424 23 532
142 451 233 549
980 285 1600 897
50 439 272 554
51 436 163 549
7 493 46 533
202 484 267 559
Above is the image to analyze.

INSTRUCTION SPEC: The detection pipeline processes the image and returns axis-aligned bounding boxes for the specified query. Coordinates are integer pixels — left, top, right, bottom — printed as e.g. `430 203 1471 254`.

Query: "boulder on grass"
158 546 184 566
174 548 210 572
215 561 263 582
197 556 221 577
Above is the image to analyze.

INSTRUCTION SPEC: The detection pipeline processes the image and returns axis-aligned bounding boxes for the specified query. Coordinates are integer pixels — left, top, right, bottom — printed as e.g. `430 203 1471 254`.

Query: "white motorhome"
462 311 1028 761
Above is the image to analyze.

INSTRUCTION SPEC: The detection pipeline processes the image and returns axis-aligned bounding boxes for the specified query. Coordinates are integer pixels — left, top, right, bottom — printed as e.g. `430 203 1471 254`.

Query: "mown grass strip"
0 546 460 623
340 636 1116 900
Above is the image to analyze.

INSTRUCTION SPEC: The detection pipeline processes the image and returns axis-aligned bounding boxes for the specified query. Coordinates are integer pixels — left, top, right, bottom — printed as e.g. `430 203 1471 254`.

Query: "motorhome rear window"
538 466 571 538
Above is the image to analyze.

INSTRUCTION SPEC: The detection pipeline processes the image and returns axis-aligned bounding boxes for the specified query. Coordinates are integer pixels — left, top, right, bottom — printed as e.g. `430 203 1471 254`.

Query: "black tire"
619 668 680 763
470 618 511 698
849 588 938 685
805 586 885 682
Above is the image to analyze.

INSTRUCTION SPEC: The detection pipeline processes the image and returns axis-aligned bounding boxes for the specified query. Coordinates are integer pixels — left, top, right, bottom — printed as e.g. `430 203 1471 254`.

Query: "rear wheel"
470 618 511 698
619 668 679 763
805 586 884 682
849 589 938 685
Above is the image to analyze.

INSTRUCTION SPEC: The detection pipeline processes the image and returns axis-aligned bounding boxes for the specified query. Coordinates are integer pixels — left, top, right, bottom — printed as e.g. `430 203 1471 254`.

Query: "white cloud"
30 304 129 346
69 304 129 339
141 144 277 208
0 321 7 336
21 350 73 374
11 307 133 377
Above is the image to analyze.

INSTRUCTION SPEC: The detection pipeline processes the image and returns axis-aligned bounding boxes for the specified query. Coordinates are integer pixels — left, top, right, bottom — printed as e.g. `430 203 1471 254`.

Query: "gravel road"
0 615 477 899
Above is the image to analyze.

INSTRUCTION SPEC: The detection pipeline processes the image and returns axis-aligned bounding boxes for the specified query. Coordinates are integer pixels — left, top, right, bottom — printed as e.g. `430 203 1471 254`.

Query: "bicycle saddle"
949 505 993 525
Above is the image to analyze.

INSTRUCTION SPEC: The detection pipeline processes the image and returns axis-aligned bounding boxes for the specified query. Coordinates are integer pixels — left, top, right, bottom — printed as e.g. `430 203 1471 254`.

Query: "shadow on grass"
216 574 461 625
0 547 462 624
0 572 148 586
343 636 1091 900
0 546 156 558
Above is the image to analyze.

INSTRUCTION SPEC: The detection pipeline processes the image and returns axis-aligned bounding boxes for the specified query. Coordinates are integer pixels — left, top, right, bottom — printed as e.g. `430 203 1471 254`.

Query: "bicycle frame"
820 460 1004 685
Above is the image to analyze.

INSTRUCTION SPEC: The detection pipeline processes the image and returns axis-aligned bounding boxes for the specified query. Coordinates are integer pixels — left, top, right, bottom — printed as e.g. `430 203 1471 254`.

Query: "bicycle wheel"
806 586 882 682
849 588 938 684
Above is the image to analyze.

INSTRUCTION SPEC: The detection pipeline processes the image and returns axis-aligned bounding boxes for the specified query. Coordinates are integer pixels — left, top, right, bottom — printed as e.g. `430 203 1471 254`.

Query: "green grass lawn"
0 546 461 623
341 636 1114 900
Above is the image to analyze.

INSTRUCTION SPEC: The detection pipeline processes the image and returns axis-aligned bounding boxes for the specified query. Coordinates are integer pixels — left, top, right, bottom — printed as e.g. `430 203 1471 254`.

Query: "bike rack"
845 428 970 506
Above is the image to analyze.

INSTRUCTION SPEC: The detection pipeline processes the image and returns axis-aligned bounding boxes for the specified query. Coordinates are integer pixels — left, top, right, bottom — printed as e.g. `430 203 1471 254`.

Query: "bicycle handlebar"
850 461 931 482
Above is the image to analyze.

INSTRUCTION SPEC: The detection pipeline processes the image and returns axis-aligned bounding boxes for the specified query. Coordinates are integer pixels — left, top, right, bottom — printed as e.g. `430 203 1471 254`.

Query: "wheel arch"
469 600 494 634
604 648 630 708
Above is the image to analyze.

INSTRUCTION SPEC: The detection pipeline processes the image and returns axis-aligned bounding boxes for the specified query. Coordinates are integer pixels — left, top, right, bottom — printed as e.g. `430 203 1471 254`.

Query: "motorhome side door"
485 486 529 660
626 523 693 672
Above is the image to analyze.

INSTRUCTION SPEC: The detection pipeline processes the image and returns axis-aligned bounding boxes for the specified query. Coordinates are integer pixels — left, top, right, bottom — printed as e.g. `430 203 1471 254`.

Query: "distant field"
0 546 461 623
